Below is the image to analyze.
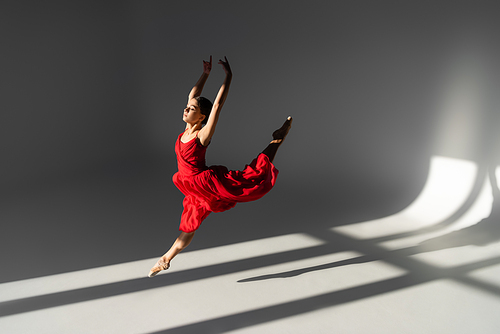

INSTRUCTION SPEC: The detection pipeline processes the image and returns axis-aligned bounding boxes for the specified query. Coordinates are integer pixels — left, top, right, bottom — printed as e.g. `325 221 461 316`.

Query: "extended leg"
262 116 293 163
148 231 195 277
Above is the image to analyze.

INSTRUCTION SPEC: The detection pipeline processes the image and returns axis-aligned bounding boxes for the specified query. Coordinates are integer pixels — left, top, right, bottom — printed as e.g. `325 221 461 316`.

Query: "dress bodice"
175 133 208 176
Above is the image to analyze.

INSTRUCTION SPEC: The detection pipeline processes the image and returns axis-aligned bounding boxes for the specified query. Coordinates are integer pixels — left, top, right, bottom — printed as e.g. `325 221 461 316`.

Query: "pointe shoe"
272 116 293 143
148 259 170 278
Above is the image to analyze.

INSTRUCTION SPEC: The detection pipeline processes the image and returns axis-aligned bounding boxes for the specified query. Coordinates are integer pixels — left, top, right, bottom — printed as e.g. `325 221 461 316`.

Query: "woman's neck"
185 122 202 135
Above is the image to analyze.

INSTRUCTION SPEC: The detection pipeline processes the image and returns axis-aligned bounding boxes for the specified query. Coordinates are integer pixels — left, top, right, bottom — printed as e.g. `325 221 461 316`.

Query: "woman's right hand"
203 56 212 74
218 56 232 76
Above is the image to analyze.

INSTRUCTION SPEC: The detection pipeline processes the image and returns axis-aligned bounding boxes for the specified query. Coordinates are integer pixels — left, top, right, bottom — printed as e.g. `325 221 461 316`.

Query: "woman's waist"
173 169 219 198
174 167 210 178
176 162 207 174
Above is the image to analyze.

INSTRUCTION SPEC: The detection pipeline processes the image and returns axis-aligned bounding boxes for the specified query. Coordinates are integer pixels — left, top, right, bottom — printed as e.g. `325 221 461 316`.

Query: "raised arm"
188 56 212 101
198 57 232 146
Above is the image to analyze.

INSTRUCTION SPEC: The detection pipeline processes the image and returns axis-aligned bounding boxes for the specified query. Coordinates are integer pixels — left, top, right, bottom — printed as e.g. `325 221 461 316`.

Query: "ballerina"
148 56 292 277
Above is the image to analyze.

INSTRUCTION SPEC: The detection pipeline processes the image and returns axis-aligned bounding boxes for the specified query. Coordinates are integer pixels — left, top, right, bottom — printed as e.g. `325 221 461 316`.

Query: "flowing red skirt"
173 153 278 233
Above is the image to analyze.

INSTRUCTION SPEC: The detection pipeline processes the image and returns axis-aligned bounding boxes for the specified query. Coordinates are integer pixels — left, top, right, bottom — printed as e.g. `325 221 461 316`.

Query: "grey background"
1 0 499 284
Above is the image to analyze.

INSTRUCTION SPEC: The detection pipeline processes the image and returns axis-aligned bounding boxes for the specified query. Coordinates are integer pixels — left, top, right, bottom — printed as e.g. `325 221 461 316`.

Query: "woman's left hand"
218 56 232 75
203 56 212 74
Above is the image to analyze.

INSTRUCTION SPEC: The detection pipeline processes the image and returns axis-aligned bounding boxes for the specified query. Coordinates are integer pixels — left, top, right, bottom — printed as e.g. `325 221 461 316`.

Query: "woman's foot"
148 257 170 278
262 116 292 163
271 116 293 144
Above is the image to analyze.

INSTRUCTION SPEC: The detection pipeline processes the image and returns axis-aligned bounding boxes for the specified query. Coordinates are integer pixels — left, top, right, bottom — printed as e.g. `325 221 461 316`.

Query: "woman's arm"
199 57 232 146
188 56 212 101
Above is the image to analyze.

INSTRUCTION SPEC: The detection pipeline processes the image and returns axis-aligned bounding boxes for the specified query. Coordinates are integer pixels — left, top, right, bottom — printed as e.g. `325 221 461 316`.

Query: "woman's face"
183 99 205 124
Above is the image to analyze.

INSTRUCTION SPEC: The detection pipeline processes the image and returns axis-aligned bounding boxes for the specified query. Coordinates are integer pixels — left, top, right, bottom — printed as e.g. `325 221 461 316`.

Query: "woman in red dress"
148 56 292 277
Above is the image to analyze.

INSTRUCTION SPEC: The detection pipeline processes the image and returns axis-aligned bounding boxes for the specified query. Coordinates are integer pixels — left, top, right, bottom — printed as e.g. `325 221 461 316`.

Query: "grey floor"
1 156 500 334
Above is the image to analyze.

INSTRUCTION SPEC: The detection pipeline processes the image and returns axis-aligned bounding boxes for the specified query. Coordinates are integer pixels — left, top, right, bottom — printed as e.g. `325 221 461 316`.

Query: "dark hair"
195 96 213 125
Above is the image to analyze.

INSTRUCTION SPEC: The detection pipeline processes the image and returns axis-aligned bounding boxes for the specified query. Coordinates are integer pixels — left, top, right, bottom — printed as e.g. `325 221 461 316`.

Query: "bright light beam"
0 233 325 303
0 252 407 334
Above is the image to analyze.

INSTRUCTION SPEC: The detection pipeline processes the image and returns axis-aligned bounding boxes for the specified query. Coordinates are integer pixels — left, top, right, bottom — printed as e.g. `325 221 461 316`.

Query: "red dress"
172 133 279 233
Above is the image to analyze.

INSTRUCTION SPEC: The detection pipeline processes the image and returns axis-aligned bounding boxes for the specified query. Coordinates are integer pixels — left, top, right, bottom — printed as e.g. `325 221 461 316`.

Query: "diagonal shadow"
147 275 420 334
237 235 500 285
0 244 336 317
148 255 500 334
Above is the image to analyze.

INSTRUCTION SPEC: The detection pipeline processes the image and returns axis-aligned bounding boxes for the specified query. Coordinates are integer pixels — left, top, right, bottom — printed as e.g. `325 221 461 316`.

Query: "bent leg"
262 116 292 163
262 142 281 164
148 231 195 277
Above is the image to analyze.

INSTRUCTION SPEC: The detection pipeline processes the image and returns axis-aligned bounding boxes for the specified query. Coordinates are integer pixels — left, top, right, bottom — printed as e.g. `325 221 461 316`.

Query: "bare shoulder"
197 127 211 146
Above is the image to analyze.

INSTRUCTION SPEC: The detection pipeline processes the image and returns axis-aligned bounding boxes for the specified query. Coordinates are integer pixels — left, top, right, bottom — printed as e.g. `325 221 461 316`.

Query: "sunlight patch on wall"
379 176 492 250
331 156 477 240
431 40 491 160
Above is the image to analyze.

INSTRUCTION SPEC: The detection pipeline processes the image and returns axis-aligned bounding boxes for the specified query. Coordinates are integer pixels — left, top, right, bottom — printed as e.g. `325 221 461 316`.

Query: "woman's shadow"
237 255 376 283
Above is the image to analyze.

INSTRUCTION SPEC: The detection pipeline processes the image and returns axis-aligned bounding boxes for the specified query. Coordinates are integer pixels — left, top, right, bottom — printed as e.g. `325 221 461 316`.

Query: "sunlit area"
2 251 411 333
0 233 325 303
